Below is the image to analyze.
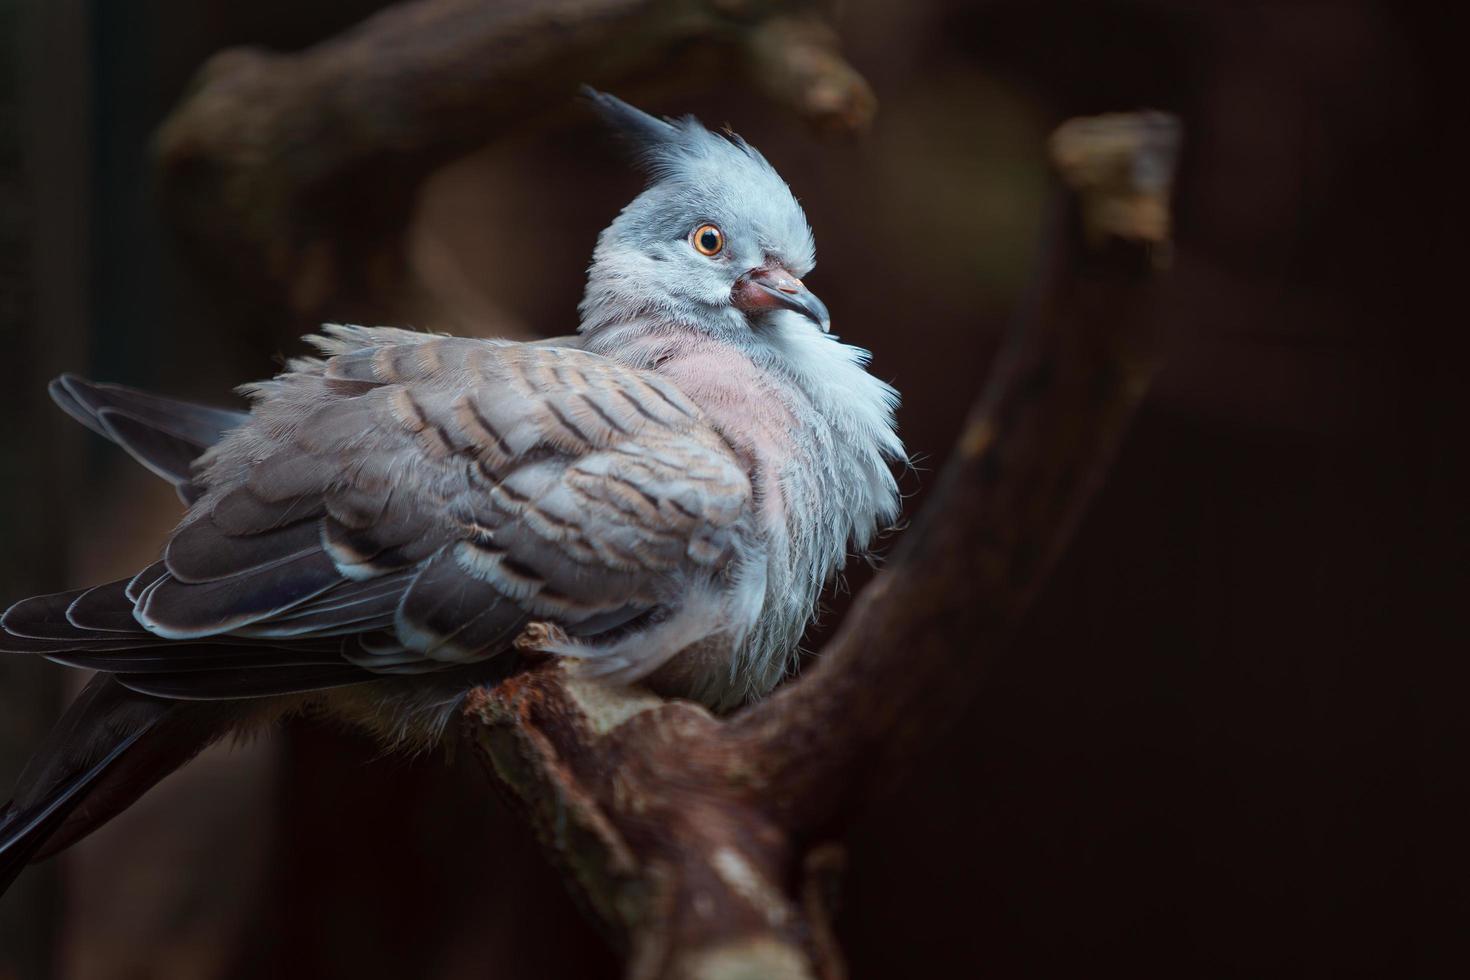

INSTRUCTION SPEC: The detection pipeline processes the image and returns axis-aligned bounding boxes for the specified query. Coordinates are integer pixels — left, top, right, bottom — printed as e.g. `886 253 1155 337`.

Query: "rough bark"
462 112 1181 978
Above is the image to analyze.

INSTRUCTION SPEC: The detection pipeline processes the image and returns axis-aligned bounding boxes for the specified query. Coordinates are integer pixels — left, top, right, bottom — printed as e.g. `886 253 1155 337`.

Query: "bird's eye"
692 224 724 256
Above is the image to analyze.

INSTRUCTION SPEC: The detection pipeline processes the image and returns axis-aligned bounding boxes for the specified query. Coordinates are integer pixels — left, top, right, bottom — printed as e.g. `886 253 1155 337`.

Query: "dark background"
0 1 1458 977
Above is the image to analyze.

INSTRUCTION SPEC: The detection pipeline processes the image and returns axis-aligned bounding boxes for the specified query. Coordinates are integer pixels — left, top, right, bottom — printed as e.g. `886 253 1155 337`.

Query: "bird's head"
578 89 829 343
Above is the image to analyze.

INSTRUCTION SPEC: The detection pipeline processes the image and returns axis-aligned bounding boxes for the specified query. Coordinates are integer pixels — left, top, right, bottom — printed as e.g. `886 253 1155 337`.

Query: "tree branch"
730 110 1182 831
462 112 1181 978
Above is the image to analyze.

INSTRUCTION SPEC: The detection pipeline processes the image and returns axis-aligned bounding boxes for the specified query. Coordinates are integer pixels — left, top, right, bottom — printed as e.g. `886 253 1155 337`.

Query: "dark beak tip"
764 282 830 332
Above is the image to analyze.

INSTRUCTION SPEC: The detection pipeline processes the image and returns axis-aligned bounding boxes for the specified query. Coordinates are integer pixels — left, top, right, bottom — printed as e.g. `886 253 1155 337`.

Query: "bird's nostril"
766 270 803 294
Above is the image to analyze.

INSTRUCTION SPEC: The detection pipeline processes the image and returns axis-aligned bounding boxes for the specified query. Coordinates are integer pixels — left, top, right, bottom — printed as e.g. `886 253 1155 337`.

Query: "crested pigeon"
0 90 904 894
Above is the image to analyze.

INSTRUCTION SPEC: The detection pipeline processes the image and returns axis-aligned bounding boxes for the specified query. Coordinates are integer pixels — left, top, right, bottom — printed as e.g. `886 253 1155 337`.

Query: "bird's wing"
12 326 752 698
48 374 248 503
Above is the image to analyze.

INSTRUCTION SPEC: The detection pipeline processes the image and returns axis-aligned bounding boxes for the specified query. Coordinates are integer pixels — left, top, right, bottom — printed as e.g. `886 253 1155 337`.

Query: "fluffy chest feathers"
587 320 904 694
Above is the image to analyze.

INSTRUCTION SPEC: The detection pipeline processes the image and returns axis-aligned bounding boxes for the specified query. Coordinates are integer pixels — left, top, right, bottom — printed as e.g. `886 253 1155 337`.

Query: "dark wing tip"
2 589 84 639
51 372 89 393
50 373 98 408
48 374 108 438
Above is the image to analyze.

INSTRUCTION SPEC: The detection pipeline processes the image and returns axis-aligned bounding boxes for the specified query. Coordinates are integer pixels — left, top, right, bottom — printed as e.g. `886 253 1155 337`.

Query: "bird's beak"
732 266 831 333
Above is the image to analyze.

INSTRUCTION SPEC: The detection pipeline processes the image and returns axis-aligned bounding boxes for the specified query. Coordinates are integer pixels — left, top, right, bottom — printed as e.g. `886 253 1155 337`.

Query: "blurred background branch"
464 110 1178 979
154 0 876 332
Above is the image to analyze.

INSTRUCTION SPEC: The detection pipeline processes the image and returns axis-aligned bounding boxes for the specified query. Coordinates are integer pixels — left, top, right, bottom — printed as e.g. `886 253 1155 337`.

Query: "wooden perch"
463 113 1182 978
153 0 876 325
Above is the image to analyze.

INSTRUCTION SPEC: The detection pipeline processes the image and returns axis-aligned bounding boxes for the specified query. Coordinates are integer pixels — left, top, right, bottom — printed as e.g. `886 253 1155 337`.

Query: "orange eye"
692 224 724 256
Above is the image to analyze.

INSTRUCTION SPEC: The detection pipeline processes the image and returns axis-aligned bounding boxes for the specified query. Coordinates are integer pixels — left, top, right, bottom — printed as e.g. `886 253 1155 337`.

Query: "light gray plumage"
0 90 903 890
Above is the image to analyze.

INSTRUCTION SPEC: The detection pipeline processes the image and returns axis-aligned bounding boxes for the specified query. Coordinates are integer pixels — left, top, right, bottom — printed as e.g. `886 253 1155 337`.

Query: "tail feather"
0 727 149 893
0 676 226 896
49 374 246 502
2 372 360 899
